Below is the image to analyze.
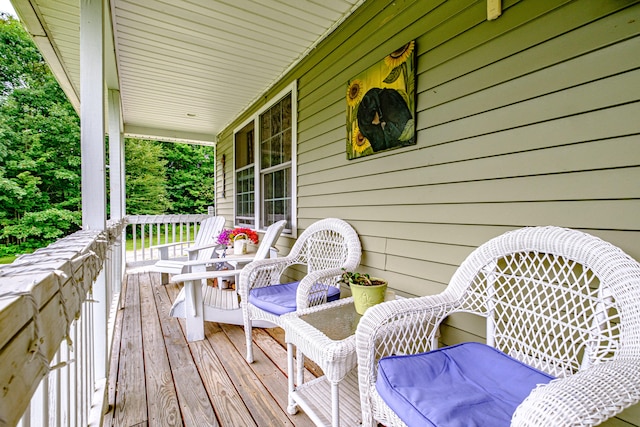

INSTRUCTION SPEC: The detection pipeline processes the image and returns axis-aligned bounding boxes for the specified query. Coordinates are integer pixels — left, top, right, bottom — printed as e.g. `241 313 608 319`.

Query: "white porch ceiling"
11 0 365 144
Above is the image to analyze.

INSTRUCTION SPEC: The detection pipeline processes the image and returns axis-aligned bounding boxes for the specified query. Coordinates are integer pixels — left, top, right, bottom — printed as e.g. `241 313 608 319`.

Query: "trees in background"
164 142 216 214
0 14 216 257
124 139 216 215
0 14 82 254
124 138 172 215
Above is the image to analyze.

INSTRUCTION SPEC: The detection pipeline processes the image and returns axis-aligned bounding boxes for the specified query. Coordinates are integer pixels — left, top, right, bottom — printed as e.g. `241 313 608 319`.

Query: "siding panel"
215 2 640 423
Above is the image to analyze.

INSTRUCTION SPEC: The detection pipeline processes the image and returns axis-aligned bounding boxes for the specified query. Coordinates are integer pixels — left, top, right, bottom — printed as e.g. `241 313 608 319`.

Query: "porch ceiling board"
11 0 365 144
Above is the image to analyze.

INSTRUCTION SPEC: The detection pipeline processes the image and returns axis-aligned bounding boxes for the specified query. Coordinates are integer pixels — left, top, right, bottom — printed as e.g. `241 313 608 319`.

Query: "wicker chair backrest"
447 226 640 377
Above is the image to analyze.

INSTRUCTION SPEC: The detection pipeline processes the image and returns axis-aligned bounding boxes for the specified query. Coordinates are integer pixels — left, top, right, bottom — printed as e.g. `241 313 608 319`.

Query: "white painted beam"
124 125 217 146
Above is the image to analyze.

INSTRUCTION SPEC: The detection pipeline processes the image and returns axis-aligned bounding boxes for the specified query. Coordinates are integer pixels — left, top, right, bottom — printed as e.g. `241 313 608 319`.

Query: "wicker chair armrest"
356 292 460 424
295 268 345 309
357 293 458 360
356 294 459 372
512 359 640 427
238 256 292 300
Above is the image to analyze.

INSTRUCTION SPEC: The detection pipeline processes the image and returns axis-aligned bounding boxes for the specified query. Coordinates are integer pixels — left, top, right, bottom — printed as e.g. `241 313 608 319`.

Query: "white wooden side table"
282 297 362 427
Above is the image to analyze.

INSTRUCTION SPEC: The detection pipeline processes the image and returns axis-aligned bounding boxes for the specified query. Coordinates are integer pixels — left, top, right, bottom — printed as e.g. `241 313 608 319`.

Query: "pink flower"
216 227 259 245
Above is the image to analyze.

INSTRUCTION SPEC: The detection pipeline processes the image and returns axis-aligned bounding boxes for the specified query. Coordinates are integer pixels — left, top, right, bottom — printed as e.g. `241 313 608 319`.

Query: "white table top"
282 298 360 383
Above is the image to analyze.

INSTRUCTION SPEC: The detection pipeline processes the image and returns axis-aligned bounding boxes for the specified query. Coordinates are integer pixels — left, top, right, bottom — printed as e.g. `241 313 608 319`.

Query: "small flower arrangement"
216 227 259 246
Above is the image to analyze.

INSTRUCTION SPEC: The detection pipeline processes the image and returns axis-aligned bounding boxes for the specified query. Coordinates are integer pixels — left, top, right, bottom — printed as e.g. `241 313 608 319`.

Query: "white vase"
233 239 247 255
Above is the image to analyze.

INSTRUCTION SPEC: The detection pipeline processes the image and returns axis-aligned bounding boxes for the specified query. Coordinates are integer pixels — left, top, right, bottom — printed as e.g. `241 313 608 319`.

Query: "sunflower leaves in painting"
383 65 403 84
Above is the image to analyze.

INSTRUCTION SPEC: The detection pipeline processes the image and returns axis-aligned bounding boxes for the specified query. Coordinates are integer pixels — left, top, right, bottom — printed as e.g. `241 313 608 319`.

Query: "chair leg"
184 280 204 342
161 272 169 285
244 315 254 363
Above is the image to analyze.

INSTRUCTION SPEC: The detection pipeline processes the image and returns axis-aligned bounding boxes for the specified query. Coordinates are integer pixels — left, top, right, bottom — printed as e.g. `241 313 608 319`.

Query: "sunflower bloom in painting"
347 79 365 107
384 41 415 69
352 125 371 153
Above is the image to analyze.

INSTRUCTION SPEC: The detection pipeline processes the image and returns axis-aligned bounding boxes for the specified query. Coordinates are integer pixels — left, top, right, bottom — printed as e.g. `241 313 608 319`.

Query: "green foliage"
340 269 373 286
0 14 82 253
2 207 80 239
162 142 215 214
339 269 387 286
125 138 172 214
0 13 48 96
0 254 18 263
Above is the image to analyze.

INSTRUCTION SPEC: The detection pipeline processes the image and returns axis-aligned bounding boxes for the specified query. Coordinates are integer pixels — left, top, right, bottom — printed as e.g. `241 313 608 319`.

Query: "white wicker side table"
282 297 362 427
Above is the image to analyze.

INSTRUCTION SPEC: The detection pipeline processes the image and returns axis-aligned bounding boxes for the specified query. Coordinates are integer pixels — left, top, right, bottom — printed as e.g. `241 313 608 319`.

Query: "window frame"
232 80 297 236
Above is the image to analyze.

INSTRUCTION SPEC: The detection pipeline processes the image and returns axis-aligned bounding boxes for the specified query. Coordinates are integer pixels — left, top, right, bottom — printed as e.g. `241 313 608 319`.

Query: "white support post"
108 89 124 292
80 2 109 422
80 0 106 230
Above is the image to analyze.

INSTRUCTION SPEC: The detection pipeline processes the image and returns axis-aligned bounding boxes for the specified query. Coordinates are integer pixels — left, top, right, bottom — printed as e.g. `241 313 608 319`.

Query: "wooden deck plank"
262 328 324 382
203 321 297 426
187 334 259 426
256 327 321 380
105 271 329 426
220 323 318 427
152 273 219 426
138 273 182 427
163 279 259 426
113 272 148 427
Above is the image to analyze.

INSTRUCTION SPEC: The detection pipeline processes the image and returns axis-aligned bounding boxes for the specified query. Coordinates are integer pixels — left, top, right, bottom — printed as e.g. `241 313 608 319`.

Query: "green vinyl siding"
215 1 640 423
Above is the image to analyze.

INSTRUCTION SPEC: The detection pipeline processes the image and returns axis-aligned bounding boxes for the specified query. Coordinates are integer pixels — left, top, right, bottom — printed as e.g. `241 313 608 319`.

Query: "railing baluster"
69 322 76 427
172 222 176 258
53 352 61 427
164 222 169 251
63 341 69 427
140 223 144 261
41 374 49 427
132 223 137 263
20 403 30 427
148 223 153 260
180 222 184 255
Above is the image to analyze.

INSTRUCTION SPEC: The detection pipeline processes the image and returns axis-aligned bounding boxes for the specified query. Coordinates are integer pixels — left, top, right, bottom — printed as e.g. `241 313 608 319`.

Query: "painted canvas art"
346 41 416 160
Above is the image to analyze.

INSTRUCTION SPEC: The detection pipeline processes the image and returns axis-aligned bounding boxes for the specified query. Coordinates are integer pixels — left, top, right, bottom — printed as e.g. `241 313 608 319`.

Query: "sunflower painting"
346 41 416 160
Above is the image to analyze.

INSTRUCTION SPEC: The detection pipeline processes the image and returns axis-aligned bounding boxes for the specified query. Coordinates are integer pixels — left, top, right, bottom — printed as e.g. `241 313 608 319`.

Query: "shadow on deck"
103 269 319 427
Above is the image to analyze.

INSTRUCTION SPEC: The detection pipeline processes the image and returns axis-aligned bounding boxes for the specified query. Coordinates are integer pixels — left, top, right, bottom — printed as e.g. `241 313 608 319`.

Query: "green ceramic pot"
350 279 388 315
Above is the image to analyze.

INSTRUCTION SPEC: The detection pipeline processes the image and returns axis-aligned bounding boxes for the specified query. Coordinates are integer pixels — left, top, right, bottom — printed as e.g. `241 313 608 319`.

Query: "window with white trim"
234 122 255 227
234 82 296 234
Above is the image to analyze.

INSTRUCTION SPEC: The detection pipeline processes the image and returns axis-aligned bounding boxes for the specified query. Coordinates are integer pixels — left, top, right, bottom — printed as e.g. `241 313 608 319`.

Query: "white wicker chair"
356 226 640 427
239 218 362 363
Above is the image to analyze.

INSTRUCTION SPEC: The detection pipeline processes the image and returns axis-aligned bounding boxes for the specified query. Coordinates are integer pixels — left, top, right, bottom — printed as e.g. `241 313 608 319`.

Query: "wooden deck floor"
103 270 319 427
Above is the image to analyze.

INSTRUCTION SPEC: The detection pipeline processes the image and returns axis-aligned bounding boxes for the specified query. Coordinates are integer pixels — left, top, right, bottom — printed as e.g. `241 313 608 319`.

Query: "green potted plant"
340 270 388 314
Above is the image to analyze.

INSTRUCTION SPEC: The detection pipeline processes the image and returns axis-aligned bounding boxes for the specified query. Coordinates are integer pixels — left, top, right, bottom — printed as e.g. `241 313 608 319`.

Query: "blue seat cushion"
376 342 555 427
248 281 341 316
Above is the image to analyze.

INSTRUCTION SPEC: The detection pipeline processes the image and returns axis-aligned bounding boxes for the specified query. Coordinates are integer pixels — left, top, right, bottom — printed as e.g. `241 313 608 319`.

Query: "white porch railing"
0 213 216 427
125 213 214 265
0 220 125 427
